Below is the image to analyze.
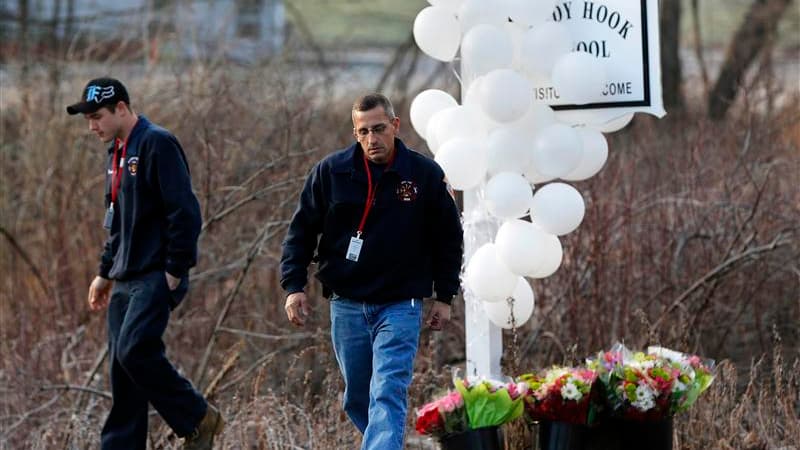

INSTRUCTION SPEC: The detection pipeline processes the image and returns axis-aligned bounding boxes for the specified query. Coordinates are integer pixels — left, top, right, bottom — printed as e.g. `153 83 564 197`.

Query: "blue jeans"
330 295 423 450
101 271 207 450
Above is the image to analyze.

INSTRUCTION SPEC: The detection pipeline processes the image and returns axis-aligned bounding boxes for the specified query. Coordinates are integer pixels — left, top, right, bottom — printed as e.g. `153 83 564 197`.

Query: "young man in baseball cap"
68 77 223 450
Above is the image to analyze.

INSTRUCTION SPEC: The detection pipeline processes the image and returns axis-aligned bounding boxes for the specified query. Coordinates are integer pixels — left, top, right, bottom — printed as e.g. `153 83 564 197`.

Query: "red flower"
415 402 444 436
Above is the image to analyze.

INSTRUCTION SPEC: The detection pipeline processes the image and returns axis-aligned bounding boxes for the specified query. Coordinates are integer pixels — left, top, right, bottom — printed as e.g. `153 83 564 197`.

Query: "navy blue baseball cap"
66 77 130 115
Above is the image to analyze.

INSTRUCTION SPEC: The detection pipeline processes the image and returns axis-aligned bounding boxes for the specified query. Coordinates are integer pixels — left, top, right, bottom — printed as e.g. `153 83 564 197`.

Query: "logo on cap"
86 85 116 103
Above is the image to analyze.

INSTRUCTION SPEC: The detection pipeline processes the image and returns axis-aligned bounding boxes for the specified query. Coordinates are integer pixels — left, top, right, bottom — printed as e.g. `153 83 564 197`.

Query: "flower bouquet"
453 377 528 429
415 390 469 438
520 366 601 425
647 346 715 415
416 378 526 449
589 343 715 422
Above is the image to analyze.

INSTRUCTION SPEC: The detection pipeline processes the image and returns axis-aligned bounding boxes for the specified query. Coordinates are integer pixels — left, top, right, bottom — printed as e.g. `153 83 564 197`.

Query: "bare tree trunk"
48 0 63 112
708 0 792 120
65 0 75 38
690 0 711 94
660 0 684 110
18 0 30 108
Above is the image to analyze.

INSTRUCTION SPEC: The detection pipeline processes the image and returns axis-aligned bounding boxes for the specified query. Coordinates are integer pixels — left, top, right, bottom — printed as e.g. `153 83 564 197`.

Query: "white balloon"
462 25 514 77
505 21 527 73
485 172 533 219
486 127 533 176
519 22 572 77
530 182 585 235
562 128 608 181
428 0 465 13
478 69 533 123
509 102 556 134
413 6 461 62
522 161 554 185
410 90 458 140
552 52 608 104
502 0 555 28
512 101 558 184
556 109 624 127
495 219 552 276
458 0 509 34
464 76 483 106
465 243 518 303
426 106 455 153
434 138 488 190
532 123 583 178
483 277 535 329
464 77 502 133
527 224 563 278
592 113 635 133
431 105 487 148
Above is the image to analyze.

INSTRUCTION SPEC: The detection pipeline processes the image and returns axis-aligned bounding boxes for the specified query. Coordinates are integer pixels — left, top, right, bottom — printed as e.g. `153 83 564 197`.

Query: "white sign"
540 0 666 124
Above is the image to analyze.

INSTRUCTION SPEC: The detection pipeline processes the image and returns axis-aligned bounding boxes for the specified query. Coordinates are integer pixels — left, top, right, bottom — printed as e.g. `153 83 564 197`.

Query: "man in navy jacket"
68 78 222 450
280 93 463 449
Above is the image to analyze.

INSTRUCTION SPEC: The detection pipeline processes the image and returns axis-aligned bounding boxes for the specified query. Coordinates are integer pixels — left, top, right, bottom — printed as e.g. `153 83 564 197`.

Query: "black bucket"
538 419 673 450
440 426 503 450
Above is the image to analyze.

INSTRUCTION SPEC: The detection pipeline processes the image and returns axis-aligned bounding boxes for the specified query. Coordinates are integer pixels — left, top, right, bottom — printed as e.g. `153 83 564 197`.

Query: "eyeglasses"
355 122 391 138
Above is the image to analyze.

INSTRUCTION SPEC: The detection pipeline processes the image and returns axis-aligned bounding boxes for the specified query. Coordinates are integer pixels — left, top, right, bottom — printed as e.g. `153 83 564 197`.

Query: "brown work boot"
183 404 224 450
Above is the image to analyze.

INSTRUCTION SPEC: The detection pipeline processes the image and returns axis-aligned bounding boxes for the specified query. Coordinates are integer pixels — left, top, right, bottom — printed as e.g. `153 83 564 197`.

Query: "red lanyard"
356 151 395 237
110 137 129 204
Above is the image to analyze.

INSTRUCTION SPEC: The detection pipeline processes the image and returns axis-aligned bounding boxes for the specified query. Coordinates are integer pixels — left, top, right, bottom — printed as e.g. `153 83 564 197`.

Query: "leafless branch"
194 220 283 386
0 225 51 298
216 326 319 341
40 384 111 399
652 233 792 330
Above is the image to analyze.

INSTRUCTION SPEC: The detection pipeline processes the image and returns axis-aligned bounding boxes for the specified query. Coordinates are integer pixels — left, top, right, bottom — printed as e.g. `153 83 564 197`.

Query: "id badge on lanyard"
346 235 364 262
348 152 394 262
103 203 114 230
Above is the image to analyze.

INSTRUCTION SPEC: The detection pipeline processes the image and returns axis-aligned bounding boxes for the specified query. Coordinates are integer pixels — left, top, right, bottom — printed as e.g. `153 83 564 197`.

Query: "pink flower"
438 391 463 413
577 369 596 381
418 400 439 416
508 382 528 400
603 351 622 370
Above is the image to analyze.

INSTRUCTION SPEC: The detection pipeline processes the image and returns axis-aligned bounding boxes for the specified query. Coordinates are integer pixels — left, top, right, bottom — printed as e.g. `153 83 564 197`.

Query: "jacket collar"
107 115 150 154
331 138 413 179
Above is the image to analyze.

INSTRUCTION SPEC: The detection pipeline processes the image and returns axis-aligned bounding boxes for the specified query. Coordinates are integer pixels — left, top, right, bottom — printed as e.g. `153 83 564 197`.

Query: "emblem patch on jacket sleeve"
396 180 419 202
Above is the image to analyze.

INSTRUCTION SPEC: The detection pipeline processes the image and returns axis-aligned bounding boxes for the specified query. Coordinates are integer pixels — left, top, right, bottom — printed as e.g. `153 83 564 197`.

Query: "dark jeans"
101 271 207 450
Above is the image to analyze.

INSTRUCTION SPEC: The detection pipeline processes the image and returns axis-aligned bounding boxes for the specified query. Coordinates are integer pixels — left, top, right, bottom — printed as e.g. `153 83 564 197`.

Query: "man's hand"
88 276 112 311
165 272 180 291
285 292 312 327
426 301 451 331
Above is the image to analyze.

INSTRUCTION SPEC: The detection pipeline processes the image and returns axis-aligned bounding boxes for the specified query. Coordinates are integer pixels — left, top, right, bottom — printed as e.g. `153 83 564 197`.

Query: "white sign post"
461 0 664 379
463 180 504 379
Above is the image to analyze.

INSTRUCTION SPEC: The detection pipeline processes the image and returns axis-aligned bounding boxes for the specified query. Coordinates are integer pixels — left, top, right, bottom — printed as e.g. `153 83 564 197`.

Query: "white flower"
647 346 685 363
672 378 687 393
629 359 656 370
632 383 656 411
561 382 583 401
546 368 569 383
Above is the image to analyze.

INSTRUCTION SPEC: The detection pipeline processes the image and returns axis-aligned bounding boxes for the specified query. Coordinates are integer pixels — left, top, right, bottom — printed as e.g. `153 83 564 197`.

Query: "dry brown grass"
1 54 798 449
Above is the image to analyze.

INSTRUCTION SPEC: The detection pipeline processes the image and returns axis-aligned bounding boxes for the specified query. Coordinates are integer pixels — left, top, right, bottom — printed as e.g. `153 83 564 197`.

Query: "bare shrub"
1 55 798 450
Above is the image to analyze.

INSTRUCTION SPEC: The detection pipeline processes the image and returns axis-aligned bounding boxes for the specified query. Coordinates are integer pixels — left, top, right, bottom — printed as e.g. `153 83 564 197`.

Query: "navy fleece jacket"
280 139 463 304
99 116 201 280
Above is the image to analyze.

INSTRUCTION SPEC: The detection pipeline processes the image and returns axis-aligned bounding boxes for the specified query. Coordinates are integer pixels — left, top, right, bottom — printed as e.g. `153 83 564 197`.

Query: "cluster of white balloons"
412 0 621 330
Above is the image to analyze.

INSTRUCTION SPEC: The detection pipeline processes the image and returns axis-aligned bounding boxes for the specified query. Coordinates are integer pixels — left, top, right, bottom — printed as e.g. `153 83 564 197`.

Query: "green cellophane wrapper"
454 378 524 429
